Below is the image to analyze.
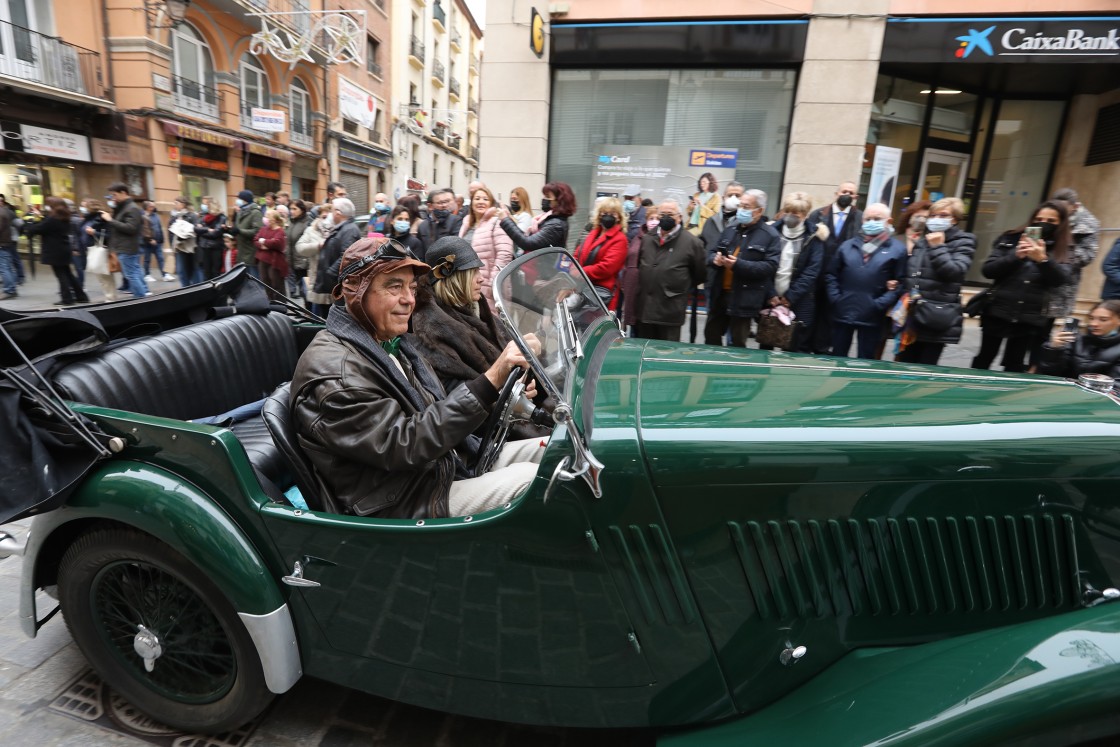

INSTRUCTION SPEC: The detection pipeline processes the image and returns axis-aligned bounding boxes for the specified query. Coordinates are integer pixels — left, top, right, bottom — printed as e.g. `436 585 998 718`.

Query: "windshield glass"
493 248 612 406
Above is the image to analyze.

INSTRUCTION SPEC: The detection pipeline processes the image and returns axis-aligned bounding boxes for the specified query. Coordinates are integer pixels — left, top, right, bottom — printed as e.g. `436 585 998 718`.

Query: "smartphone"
1025 226 1042 241
1064 317 1080 334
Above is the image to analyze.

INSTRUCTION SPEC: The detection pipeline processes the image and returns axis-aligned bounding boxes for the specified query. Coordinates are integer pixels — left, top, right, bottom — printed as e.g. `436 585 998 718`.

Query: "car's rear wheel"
58 528 272 733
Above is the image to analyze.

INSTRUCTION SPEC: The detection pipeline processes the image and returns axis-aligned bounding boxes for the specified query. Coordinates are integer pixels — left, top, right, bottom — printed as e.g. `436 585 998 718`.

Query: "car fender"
20 461 301 694
658 604 1120 746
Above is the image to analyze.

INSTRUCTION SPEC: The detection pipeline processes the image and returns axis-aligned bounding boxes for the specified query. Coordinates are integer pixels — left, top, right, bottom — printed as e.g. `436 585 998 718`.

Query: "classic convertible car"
2 249 1120 745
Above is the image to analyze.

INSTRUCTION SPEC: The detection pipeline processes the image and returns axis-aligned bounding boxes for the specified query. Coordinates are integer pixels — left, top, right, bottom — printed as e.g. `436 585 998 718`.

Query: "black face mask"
510 201 521 212
659 215 677 232
541 198 554 213
599 214 618 230
837 194 854 210
1030 221 1058 241
432 209 450 221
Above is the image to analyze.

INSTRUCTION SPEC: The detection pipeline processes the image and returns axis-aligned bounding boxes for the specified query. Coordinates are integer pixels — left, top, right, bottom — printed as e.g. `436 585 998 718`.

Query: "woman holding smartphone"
1038 299 1120 382
972 200 1072 372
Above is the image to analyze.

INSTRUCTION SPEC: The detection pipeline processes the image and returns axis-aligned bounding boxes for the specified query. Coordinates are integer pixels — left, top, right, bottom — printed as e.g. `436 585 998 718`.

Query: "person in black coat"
805 181 863 354
1039 299 1120 383
496 181 575 253
311 201 362 318
972 201 1073 373
25 197 88 305
416 188 463 251
385 204 423 255
762 191 828 352
705 189 781 347
896 197 976 365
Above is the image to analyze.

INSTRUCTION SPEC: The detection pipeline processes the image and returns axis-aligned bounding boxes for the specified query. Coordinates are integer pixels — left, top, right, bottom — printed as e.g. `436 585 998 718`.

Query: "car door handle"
282 560 321 588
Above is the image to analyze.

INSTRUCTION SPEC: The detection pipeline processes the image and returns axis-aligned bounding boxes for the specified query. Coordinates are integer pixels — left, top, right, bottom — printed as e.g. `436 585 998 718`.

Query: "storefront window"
967 99 1065 283
549 69 796 243
865 76 930 220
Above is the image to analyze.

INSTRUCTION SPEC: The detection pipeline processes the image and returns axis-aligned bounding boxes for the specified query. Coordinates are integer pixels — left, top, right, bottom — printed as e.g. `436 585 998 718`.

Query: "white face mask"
723 195 741 212
321 213 335 228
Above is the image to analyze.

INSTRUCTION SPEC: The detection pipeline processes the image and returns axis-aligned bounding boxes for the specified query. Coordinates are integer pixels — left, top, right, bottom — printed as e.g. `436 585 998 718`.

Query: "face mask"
736 208 756 224
1031 222 1058 241
723 195 741 212
837 194 853 210
393 220 411 234
235 198 245 208
783 214 802 229
510 201 521 213
374 202 389 214
107 200 117 209
623 200 636 214
170 209 180 218
540 198 553 213
433 208 450 220
321 213 334 228
658 215 677 232
925 217 952 233
79 207 88 215
861 219 887 236
599 214 618 230
646 219 659 231
200 204 209 214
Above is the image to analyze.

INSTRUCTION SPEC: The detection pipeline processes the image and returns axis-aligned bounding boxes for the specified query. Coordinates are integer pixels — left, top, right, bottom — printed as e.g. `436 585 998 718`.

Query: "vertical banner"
591 145 739 209
867 145 903 210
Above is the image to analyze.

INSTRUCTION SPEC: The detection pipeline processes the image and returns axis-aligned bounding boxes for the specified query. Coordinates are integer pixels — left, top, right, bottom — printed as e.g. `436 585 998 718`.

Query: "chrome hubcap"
133 624 163 673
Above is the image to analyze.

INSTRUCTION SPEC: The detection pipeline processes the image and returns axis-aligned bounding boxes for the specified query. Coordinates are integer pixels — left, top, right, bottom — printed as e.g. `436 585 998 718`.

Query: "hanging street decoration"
247 10 365 69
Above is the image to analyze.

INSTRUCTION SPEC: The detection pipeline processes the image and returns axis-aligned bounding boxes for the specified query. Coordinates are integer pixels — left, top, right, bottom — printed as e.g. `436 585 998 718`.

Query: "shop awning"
159 119 295 162
243 141 293 163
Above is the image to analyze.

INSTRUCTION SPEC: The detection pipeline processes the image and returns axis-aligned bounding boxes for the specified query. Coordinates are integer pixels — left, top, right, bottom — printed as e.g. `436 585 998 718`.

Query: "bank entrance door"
916 148 969 203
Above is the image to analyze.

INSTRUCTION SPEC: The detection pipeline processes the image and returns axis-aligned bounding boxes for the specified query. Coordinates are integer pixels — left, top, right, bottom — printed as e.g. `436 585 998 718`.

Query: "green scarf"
380 337 401 357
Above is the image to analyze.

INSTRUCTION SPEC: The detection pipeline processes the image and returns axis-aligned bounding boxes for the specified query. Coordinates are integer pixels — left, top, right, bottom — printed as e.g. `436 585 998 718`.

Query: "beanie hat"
237 190 254 203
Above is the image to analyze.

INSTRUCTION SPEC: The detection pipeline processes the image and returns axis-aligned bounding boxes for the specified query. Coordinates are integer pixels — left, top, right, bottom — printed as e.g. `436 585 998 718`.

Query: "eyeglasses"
337 239 420 283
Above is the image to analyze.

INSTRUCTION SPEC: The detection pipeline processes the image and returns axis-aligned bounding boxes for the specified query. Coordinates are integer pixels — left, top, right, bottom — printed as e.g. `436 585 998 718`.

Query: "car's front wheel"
58 527 273 733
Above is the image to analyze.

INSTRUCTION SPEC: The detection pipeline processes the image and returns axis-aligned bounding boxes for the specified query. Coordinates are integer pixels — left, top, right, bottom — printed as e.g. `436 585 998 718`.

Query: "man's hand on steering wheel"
485 341 530 391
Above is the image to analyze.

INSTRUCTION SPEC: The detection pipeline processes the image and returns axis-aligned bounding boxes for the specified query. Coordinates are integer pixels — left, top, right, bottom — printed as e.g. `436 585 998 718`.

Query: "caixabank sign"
883 16 1120 63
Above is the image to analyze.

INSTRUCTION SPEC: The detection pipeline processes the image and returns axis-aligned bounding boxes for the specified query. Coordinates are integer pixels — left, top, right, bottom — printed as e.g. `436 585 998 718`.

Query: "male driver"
101 183 148 297
416 188 463 251
632 199 707 341
291 237 543 518
704 189 781 347
805 181 863 354
826 202 906 359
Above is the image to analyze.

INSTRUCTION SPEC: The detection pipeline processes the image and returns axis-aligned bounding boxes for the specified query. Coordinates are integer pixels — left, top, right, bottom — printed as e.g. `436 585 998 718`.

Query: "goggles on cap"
337 239 420 284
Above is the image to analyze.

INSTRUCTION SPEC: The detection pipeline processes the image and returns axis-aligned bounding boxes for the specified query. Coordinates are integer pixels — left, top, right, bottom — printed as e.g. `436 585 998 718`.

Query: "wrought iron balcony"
450 29 462 50
290 120 314 149
243 0 311 35
367 59 382 78
432 59 446 83
470 145 479 162
432 2 446 29
0 19 107 101
449 77 460 98
447 134 461 150
468 98 479 116
409 35 425 62
172 74 220 120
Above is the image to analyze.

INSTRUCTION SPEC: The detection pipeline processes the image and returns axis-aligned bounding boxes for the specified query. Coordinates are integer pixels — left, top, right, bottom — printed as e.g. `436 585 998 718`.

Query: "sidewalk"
0 251 181 313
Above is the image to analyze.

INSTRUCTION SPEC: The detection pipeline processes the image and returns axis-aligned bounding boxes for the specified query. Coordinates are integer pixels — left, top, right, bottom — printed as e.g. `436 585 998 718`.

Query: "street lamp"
143 0 191 31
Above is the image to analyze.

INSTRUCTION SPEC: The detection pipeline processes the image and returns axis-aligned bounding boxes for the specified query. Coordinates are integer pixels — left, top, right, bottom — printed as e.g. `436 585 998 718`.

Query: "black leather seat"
261 383 338 513
53 313 300 494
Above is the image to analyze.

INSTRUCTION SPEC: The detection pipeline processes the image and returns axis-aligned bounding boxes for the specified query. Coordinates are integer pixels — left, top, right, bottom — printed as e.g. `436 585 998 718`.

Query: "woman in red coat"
254 209 289 301
573 197 628 310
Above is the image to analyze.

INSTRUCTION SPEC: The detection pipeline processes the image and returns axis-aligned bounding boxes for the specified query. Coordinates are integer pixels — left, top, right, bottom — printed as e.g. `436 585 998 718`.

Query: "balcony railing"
432 2 446 29
468 98 479 116
244 0 311 35
431 122 447 141
291 120 313 149
449 77 460 98
367 59 382 78
409 35 425 62
0 20 107 100
432 59 445 83
447 134 461 150
172 74 220 120
450 29 462 49
470 55 480 74
470 145 480 162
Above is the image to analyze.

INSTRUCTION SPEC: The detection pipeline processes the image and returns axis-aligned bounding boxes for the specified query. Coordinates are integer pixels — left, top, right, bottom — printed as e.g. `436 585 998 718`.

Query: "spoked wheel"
58 528 272 733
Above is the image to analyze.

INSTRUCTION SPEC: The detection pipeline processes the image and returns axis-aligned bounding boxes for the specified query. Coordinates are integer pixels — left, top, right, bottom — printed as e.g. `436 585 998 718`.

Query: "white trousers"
448 438 546 516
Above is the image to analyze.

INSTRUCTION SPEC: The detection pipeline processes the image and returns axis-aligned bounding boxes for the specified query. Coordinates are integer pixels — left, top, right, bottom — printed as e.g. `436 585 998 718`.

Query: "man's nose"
401 286 416 304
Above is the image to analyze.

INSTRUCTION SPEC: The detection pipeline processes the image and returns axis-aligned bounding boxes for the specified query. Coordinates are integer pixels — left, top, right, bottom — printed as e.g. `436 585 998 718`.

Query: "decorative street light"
142 0 191 31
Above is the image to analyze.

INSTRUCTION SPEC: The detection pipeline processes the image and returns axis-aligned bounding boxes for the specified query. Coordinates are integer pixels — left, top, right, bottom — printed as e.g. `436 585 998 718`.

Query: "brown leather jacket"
290 306 498 518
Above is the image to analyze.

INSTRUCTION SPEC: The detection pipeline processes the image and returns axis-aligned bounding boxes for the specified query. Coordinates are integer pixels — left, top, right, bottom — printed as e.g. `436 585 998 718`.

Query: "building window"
239 54 270 130
290 78 312 149
370 109 383 143
366 37 382 78
170 24 218 120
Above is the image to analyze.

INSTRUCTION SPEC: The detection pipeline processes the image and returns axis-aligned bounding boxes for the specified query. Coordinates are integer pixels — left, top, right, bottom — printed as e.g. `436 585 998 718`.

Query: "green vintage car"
2 248 1120 745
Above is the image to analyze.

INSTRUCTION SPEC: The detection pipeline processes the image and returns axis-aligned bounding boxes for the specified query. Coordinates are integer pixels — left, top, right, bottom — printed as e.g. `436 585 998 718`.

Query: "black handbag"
963 288 993 318
912 297 962 332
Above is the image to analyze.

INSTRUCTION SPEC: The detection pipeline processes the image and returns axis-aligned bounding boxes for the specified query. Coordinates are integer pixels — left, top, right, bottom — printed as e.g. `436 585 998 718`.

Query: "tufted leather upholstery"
261 383 338 514
54 313 300 492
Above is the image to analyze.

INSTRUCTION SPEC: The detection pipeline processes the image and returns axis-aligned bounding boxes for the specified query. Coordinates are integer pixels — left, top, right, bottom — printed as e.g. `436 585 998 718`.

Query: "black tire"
57 528 273 733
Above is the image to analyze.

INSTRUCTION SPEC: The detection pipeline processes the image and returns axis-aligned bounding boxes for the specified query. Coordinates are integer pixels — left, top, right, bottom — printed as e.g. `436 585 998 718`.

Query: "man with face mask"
826 202 907 359
806 181 864 354
704 189 781 347
417 188 464 251
632 199 707 341
699 181 746 253
623 186 646 242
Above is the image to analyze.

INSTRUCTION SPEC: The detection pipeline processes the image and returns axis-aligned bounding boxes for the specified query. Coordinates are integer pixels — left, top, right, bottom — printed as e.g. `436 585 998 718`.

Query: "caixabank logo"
953 23 1120 58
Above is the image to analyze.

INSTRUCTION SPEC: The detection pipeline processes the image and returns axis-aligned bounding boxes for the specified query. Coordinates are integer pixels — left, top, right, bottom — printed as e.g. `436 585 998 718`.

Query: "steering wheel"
473 367 528 475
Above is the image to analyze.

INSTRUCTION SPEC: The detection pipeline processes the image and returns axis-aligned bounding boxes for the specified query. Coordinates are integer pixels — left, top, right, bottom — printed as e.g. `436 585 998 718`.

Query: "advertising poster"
591 145 739 211
867 145 903 210
338 76 376 129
